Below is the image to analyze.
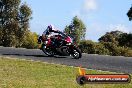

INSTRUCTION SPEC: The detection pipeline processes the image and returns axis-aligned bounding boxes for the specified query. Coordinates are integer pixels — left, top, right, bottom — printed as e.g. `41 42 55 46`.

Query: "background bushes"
79 40 132 57
79 40 110 55
21 32 39 49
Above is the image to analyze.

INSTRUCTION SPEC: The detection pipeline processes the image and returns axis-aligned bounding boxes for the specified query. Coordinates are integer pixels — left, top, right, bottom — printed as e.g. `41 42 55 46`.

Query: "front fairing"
65 36 72 43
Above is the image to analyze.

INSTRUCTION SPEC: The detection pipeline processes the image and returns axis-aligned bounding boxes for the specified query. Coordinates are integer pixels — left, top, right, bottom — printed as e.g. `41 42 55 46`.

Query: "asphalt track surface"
0 47 132 73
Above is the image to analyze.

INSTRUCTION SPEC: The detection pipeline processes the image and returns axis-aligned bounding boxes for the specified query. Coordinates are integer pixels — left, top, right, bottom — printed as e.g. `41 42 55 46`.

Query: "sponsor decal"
76 67 131 85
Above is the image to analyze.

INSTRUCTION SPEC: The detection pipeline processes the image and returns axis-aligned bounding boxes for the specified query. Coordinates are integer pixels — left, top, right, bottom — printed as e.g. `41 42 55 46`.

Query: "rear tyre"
42 46 54 56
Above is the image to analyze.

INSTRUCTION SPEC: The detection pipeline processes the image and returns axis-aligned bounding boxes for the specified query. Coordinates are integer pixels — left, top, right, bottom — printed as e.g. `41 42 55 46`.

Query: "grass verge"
0 56 131 88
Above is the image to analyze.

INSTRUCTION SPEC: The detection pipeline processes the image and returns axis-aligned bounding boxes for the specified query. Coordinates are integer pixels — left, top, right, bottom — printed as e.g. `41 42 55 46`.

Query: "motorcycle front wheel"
72 47 82 59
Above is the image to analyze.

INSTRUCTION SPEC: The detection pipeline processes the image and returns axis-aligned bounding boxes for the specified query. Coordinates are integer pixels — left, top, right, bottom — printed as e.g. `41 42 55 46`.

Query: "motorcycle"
38 31 82 59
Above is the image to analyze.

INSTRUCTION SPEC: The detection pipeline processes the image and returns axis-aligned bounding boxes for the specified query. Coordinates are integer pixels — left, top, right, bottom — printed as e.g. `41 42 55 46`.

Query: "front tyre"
72 47 82 59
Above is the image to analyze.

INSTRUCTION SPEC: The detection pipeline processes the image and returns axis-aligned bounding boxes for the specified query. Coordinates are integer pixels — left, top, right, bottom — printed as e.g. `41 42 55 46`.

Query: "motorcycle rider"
42 25 59 39
38 25 60 47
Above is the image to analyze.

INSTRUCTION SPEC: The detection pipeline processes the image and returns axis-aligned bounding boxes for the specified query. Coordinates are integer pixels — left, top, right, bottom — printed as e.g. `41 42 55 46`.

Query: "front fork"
68 45 76 54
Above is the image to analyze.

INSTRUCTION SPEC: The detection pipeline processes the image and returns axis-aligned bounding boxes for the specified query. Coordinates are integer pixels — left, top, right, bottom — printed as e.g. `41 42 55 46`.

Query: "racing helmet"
47 24 54 32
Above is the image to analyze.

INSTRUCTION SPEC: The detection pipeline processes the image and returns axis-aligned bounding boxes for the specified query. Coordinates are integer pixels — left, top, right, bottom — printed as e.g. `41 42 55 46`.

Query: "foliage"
126 50 132 57
79 39 132 57
118 33 132 48
98 30 123 45
95 43 110 55
0 0 32 47
21 31 38 49
127 6 132 21
79 40 96 53
98 31 132 56
64 16 86 44
79 40 109 55
102 42 123 56
0 26 2 45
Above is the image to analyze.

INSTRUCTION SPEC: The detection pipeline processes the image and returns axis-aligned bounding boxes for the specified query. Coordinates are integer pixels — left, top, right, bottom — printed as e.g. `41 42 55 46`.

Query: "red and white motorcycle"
38 31 82 59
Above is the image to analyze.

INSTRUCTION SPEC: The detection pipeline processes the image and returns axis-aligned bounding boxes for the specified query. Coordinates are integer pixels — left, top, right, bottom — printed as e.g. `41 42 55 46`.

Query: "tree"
17 3 32 47
0 0 20 46
64 16 86 44
98 30 132 56
118 33 132 48
22 31 39 49
0 26 2 45
0 0 32 47
127 6 132 21
98 30 123 45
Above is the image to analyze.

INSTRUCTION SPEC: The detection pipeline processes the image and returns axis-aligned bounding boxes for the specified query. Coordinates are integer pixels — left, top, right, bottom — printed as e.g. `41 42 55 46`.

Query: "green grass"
0 56 132 88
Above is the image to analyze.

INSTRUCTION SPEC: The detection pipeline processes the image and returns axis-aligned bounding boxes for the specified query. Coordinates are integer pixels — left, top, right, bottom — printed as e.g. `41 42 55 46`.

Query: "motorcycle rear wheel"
42 46 54 56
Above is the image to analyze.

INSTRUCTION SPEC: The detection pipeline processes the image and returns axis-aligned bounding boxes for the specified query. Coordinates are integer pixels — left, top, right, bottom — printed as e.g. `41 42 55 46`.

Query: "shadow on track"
2 54 67 58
